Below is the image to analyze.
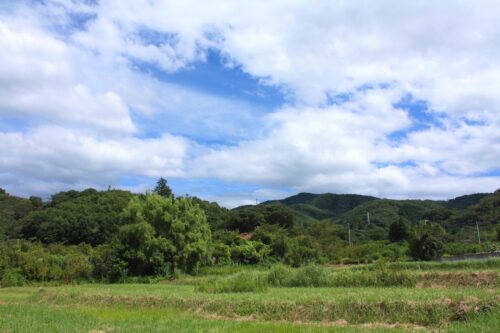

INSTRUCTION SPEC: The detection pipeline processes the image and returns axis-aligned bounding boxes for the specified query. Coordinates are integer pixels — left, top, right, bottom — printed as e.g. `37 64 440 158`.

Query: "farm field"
1 262 499 332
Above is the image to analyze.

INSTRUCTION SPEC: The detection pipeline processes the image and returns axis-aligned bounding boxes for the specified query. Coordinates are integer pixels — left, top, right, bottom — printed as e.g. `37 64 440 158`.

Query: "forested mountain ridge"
245 192 490 224
262 193 377 222
234 191 498 242
1 187 497 247
433 193 490 210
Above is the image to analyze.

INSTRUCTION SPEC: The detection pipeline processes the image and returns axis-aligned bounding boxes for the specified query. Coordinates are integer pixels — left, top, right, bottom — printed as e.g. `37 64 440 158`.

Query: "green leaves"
118 193 212 274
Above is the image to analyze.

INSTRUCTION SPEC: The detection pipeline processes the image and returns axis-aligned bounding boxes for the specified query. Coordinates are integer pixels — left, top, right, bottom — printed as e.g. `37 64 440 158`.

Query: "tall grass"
195 271 268 293
30 289 499 327
348 258 500 272
196 264 418 292
267 264 418 288
197 265 262 276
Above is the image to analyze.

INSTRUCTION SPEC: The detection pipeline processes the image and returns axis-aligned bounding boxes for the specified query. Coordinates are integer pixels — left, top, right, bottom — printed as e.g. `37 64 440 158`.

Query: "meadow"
0 260 499 332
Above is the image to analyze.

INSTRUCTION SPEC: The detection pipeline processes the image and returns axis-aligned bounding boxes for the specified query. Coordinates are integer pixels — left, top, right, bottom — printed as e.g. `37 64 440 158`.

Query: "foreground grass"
0 282 498 329
3 303 414 333
1 260 499 332
5 283 497 303
2 302 499 333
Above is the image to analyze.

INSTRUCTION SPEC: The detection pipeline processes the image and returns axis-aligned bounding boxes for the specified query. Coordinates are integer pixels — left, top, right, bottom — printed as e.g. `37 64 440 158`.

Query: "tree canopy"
118 193 212 273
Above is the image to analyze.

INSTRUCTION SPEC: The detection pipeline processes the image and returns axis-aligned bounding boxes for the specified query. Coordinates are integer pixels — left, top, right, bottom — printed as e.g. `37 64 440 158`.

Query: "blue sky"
0 0 499 207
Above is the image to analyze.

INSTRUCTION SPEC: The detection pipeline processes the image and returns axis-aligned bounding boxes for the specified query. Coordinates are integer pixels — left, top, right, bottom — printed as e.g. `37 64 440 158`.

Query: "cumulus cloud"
1 0 500 206
0 125 189 196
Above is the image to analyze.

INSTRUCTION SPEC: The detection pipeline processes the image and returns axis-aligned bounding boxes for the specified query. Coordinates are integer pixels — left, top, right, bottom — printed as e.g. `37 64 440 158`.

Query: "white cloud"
190 88 409 185
0 21 136 134
1 0 500 204
0 125 189 196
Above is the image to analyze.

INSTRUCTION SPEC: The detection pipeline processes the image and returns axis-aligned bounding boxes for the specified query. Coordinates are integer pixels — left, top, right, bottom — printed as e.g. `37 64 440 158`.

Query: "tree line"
0 180 498 286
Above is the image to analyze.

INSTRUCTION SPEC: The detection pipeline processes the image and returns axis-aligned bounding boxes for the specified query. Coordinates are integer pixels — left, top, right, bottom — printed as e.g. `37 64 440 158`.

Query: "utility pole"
347 223 352 247
476 221 481 244
255 198 258 205
367 212 370 225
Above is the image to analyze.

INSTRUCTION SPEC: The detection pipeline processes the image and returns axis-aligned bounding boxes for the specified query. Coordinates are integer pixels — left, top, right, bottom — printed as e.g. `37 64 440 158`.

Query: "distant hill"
445 190 500 239
233 190 495 241
440 193 490 210
339 199 443 228
261 193 377 223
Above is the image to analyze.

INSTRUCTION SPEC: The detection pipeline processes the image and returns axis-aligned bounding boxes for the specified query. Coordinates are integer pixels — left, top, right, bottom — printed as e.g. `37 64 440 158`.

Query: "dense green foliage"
0 240 93 286
388 219 410 242
20 189 134 245
0 184 498 285
0 189 36 240
118 193 212 274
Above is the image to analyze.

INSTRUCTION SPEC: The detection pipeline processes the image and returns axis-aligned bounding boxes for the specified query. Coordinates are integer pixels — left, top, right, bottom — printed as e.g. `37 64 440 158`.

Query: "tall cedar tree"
154 177 173 198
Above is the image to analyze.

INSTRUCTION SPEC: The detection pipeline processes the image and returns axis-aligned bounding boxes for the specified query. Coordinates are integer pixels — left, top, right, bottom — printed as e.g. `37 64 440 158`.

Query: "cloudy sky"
1 0 499 207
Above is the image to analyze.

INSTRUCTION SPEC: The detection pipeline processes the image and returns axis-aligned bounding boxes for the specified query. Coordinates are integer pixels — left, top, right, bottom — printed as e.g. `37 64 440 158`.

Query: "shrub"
0 268 26 287
409 233 443 261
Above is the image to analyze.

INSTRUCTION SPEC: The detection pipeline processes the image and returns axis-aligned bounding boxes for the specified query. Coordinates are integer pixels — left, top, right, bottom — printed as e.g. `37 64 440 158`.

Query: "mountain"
261 193 377 223
441 193 490 210
339 199 443 228
250 191 488 225
233 191 496 241
445 190 500 238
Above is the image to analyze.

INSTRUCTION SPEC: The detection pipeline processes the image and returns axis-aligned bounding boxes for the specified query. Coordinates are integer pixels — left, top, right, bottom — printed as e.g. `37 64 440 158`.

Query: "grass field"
1 262 499 332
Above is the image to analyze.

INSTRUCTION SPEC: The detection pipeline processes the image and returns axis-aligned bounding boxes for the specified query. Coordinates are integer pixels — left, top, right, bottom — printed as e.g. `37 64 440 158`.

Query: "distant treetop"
154 177 173 198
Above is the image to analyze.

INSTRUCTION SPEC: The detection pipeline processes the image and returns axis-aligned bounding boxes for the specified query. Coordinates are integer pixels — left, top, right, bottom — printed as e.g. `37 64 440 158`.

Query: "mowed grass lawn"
1 281 499 332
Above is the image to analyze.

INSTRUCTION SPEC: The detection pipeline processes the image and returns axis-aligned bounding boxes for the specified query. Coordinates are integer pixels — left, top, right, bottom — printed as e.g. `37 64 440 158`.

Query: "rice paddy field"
1 260 499 332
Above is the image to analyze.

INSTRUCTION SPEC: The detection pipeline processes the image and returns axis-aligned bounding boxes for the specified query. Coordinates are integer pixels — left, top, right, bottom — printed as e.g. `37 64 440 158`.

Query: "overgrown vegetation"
196 271 268 293
0 182 499 285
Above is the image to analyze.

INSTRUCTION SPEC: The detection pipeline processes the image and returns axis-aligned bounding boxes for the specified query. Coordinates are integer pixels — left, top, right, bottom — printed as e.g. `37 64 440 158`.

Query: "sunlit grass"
0 303 415 332
1 262 498 332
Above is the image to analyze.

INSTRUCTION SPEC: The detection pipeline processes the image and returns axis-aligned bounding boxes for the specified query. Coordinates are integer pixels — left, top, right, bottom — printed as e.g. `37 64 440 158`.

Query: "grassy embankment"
0 259 499 332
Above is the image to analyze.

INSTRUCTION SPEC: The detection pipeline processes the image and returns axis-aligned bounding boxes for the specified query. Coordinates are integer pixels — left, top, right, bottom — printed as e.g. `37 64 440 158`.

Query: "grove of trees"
0 183 498 286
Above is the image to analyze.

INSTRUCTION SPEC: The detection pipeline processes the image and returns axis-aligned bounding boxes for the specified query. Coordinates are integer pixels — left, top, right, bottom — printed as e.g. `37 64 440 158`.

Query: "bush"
0 268 26 287
409 234 443 261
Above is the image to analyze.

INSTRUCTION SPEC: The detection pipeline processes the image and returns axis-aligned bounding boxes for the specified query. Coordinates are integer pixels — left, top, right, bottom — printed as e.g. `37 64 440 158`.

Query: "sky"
1 0 500 208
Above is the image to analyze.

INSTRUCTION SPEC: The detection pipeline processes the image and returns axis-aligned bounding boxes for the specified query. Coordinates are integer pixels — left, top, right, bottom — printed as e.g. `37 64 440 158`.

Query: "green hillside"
339 199 444 227
262 193 377 223
441 193 490 210
445 190 500 240
236 191 496 242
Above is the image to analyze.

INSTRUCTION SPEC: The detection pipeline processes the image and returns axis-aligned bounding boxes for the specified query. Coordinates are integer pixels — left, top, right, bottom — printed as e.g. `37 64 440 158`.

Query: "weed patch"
30 290 498 327
266 264 418 288
196 272 268 293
